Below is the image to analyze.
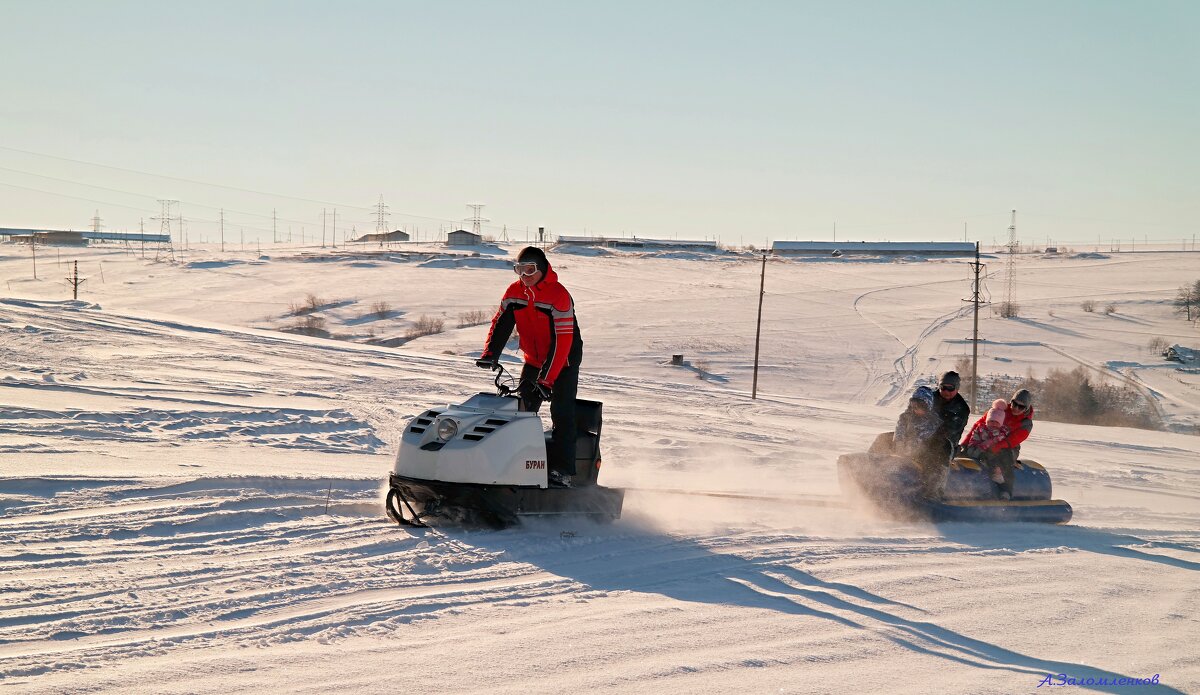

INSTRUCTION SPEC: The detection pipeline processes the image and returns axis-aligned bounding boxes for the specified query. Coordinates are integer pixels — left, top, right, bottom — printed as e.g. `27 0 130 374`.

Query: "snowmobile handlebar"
491 362 520 396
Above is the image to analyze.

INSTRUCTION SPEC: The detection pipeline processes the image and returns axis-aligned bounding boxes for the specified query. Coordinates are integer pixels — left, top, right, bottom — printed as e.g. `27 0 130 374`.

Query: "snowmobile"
837 432 1073 524
385 363 624 528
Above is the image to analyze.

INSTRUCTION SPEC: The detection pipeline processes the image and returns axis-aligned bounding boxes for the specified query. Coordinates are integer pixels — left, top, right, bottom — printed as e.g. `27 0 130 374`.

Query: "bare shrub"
1147 336 1169 354
289 293 326 316
694 359 710 380
975 367 1161 430
1104 303 1116 315
1081 299 1095 313
954 355 975 404
405 315 445 340
291 314 328 337
998 301 1020 318
371 300 391 320
457 309 491 328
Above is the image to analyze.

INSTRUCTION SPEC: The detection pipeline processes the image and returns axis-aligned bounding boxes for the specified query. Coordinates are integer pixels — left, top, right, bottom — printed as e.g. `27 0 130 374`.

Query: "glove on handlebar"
517 379 553 401
475 357 499 371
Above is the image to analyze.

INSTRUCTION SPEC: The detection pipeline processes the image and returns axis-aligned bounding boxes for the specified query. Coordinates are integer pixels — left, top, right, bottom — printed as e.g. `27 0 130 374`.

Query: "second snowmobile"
838 432 1073 524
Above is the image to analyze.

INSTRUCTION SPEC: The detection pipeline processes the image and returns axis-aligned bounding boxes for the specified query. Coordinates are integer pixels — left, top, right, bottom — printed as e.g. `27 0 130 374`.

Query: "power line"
0 145 505 230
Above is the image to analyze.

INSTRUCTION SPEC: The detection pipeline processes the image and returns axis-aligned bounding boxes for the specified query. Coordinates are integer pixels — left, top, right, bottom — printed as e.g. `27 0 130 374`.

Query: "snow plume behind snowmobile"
385 363 624 528
838 432 1072 524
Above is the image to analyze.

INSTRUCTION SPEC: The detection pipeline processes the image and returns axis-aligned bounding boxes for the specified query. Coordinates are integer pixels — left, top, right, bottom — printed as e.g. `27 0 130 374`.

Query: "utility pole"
321 209 327 248
272 209 277 244
752 252 767 399
968 242 984 411
139 218 145 259
332 209 337 248
219 209 226 253
66 260 85 299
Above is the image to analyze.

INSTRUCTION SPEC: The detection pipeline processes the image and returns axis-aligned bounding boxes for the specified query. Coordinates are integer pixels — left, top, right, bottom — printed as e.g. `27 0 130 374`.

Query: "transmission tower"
375 195 390 246
152 199 177 262
1004 209 1017 310
465 203 489 236
91 210 103 235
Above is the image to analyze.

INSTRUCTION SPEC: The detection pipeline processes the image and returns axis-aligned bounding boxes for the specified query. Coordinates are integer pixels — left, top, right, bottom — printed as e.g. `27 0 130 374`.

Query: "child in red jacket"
960 390 1034 499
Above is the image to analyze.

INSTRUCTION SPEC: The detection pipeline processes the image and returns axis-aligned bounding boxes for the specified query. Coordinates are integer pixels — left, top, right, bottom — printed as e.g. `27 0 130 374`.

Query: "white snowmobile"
385 364 624 527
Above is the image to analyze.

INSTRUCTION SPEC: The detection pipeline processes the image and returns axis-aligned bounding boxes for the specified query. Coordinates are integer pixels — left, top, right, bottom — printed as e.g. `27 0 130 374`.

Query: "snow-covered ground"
1 244 1197 694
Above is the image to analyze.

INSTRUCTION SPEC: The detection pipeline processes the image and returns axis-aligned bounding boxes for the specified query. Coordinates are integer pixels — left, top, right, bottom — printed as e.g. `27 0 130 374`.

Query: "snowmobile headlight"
436 418 459 441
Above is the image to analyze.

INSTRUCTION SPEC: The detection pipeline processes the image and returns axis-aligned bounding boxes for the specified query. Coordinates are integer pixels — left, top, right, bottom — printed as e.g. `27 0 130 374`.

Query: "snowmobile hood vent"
407 410 444 435
462 418 511 442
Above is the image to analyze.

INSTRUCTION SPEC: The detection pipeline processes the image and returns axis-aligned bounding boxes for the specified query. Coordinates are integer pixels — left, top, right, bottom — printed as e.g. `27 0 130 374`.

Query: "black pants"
518 362 578 475
984 448 1018 498
914 438 951 499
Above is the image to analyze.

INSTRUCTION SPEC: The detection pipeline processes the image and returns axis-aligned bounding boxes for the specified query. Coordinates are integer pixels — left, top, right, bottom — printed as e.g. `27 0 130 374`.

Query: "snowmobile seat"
868 431 895 455
572 399 603 485
544 399 604 486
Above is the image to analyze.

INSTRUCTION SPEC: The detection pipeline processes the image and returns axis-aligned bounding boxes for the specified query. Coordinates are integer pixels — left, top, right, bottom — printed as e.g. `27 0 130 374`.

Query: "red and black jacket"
961 404 1033 454
481 262 582 386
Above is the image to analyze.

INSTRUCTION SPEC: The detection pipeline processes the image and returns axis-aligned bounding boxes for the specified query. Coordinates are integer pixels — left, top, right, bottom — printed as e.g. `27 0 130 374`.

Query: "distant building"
0 227 169 245
446 229 482 246
2 229 88 246
353 229 410 244
771 240 976 257
556 235 719 251
556 235 611 246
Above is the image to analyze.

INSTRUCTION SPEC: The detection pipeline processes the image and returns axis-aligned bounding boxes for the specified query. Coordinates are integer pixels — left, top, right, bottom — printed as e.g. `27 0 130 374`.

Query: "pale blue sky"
1 0 1196 248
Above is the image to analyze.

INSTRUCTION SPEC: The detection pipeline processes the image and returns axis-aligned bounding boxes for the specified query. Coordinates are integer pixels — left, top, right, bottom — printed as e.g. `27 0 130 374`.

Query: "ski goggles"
513 262 540 276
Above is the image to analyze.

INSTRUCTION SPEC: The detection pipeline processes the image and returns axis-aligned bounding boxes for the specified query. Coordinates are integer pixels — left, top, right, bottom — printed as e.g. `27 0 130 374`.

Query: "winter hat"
1010 388 1033 408
516 246 549 273
940 371 961 388
909 385 936 412
986 399 1007 425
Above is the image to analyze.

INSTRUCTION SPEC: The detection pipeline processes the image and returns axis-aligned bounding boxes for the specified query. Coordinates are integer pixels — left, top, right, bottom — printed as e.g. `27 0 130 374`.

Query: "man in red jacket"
961 388 1034 500
477 246 583 487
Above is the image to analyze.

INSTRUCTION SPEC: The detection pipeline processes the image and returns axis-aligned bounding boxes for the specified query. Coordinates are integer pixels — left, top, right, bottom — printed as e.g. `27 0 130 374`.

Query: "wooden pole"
752 252 767 399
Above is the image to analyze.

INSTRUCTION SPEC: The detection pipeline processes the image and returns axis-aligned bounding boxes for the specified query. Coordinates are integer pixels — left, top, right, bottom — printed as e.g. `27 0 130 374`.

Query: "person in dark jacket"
477 246 583 487
961 388 1034 500
894 386 941 456
932 371 971 457
894 386 948 498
